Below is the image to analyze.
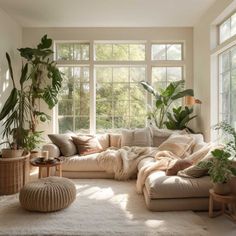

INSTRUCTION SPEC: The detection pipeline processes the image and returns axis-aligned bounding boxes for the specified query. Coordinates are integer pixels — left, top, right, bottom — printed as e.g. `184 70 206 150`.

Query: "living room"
0 0 236 235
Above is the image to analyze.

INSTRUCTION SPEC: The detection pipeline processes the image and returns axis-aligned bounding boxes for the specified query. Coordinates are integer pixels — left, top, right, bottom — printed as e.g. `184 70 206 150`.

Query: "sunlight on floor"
145 219 164 228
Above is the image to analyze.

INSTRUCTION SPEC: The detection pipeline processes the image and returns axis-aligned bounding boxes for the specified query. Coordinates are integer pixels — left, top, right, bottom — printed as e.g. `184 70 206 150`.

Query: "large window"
219 12 236 44
55 40 185 134
219 46 236 128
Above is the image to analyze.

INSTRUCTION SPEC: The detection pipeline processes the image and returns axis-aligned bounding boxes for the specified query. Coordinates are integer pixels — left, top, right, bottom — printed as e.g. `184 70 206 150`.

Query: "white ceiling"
0 0 216 27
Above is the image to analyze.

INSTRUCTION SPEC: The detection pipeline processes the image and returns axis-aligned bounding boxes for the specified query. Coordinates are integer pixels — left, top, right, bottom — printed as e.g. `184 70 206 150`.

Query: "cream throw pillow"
158 133 194 158
121 127 152 147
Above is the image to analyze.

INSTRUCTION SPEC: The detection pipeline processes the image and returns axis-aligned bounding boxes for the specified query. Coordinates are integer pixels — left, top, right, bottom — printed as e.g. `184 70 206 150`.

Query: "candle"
42 151 49 160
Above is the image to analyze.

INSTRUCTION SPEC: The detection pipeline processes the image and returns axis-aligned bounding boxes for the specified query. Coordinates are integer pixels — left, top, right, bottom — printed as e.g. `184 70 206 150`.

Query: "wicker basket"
0 152 30 195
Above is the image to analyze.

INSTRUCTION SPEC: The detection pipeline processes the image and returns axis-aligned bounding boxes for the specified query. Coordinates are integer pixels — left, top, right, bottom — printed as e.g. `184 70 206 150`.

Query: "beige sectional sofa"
42 129 215 211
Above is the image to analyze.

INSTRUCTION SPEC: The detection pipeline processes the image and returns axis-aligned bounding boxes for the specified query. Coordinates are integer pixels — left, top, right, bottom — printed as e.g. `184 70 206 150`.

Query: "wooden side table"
30 158 63 179
209 189 236 223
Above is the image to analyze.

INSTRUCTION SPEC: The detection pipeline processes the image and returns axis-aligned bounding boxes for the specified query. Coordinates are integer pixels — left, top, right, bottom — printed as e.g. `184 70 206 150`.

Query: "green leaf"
6 53 15 87
0 88 18 120
156 100 163 109
171 89 194 100
37 35 52 49
140 81 158 98
20 63 28 86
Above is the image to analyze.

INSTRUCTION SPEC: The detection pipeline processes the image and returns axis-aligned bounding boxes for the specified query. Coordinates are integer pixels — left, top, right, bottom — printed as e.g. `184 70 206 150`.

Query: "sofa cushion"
166 159 192 176
96 134 110 150
145 171 212 199
62 153 105 172
158 134 194 158
109 133 121 148
121 127 152 147
72 135 103 156
48 134 77 157
151 127 187 147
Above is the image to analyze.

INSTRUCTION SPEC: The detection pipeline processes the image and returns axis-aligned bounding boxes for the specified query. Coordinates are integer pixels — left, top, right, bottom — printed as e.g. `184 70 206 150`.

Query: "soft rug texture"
0 179 208 236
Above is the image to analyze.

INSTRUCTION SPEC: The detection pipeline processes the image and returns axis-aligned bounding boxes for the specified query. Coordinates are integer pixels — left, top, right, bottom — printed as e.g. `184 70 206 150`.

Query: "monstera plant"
140 80 194 128
0 35 63 156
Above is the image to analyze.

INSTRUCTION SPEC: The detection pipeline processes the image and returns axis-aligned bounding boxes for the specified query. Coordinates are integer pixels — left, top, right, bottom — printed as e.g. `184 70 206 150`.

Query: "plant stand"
209 189 236 223
0 153 30 195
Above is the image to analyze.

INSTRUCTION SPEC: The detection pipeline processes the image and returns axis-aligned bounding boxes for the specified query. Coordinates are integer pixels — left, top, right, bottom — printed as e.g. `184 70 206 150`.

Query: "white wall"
193 0 235 141
0 8 22 141
22 27 193 138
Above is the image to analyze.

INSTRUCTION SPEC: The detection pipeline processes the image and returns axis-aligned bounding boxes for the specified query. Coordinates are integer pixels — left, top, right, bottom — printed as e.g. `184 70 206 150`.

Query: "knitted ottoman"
19 177 76 212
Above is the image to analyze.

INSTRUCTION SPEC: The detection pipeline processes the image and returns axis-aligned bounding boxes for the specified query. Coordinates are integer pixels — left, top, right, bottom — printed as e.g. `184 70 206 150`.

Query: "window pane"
75 117 89 133
58 67 73 99
220 18 231 43
58 100 73 115
152 44 166 60
96 101 112 116
96 83 113 101
231 13 236 37
95 44 112 61
167 44 182 60
167 67 182 81
113 67 129 82
130 67 146 82
95 43 146 61
152 67 166 82
231 47 236 69
97 117 112 130
74 43 89 60
113 44 129 60
130 44 145 60
96 67 112 83
56 43 73 60
222 51 230 72
58 117 73 133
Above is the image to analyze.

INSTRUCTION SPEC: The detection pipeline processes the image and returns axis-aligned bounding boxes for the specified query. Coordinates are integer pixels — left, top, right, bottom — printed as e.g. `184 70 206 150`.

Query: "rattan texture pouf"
19 177 76 212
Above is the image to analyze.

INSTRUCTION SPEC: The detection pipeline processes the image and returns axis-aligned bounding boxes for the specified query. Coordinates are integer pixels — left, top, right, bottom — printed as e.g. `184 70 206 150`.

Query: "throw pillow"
121 127 152 147
158 133 195 158
177 164 208 178
166 159 193 176
72 135 103 156
48 134 77 157
151 127 187 147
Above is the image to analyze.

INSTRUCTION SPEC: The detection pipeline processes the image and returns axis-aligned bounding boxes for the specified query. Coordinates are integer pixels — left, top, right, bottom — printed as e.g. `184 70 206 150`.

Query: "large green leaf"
171 89 194 100
20 63 29 86
37 35 52 49
6 53 15 87
0 88 18 120
140 81 158 98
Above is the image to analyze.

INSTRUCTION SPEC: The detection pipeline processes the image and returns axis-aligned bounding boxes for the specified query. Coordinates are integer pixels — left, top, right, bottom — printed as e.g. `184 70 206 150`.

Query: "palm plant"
140 80 194 128
0 35 63 150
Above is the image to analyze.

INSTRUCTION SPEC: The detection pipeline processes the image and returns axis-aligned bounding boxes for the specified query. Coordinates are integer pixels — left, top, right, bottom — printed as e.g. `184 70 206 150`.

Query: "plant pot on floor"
213 182 231 195
1 148 24 158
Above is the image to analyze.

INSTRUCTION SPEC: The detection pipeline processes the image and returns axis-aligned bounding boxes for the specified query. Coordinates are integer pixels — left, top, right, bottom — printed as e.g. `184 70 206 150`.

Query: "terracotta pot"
213 182 231 195
1 149 24 158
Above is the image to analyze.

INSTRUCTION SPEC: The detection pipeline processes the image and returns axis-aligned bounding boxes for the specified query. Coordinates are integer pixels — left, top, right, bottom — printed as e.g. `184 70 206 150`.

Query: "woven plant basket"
0 152 30 195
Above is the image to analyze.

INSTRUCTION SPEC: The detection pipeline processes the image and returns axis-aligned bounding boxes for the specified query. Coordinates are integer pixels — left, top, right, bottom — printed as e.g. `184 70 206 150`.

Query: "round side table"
30 158 63 179
209 189 236 223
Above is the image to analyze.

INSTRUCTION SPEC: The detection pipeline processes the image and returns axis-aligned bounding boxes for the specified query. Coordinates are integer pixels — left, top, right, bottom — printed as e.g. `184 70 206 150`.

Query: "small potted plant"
199 122 236 195
199 148 236 195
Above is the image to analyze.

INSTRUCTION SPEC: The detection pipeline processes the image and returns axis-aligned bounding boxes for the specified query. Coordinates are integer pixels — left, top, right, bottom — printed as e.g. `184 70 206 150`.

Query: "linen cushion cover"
166 159 193 176
158 134 195 158
121 127 152 147
48 134 77 157
72 135 103 155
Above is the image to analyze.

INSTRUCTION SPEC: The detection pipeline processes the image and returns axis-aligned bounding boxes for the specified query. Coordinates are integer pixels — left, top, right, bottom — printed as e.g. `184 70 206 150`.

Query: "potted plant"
0 35 63 158
164 106 197 133
198 122 236 195
140 80 194 128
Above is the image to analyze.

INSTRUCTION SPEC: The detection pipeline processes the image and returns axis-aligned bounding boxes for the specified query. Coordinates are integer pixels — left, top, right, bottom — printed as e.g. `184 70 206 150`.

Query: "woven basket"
0 152 30 195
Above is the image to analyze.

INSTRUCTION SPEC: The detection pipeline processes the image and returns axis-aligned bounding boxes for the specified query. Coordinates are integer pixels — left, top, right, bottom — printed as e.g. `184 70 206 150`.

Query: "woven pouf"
19 177 76 212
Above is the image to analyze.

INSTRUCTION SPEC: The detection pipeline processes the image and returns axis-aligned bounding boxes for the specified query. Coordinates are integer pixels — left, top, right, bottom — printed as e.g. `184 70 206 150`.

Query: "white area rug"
0 179 208 236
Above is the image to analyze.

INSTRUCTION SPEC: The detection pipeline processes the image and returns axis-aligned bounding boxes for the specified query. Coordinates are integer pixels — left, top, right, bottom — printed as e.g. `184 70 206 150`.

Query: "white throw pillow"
121 127 152 147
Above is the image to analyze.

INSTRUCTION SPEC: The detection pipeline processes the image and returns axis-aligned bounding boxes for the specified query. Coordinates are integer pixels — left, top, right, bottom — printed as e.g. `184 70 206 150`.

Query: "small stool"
19 177 76 212
209 189 236 223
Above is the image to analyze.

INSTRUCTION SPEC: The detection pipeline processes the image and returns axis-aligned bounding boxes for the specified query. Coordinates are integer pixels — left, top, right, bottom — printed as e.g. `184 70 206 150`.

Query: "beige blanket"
97 146 159 180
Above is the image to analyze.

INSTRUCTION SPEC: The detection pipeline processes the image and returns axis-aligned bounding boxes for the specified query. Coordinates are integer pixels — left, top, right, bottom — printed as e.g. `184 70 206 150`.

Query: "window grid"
55 41 186 134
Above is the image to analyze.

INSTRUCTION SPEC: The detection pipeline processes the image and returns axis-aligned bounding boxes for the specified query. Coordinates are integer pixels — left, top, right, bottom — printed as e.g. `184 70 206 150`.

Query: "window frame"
54 40 186 134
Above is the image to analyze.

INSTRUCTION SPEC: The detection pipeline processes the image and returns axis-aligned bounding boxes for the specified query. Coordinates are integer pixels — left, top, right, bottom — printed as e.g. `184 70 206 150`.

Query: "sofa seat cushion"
62 153 105 172
145 171 212 199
